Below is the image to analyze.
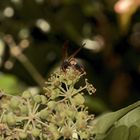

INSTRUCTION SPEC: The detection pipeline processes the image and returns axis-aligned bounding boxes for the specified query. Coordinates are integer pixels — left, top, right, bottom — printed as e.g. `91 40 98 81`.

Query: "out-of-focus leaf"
85 96 108 113
0 74 25 95
104 125 129 140
92 100 140 137
129 125 140 140
117 106 140 127
103 121 140 140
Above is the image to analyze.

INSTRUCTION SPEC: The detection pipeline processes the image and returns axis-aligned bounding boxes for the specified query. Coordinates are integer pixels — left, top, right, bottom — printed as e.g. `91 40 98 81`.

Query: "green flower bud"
20 105 28 115
41 95 47 104
1 114 7 123
76 119 87 130
31 128 40 137
47 101 56 109
0 137 4 140
48 123 58 133
67 80 73 85
39 109 49 119
73 94 85 105
22 91 31 99
33 95 41 103
56 103 65 112
76 112 87 120
19 132 28 139
53 80 61 87
61 126 73 139
47 123 60 139
6 113 16 126
10 96 20 109
50 89 60 99
79 131 90 139
66 109 75 119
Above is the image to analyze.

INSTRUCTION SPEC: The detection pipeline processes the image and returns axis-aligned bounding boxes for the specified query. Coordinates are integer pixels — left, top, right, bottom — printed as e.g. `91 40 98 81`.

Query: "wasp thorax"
61 59 84 74
69 58 77 65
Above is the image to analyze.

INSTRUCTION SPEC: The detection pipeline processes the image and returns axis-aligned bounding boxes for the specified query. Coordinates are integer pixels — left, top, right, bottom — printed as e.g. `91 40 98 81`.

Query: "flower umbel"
0 67 96 139
44 67 96 139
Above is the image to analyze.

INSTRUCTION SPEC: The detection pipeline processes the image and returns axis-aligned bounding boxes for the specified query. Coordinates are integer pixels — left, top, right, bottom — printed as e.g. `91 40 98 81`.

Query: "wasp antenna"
68 43 85 60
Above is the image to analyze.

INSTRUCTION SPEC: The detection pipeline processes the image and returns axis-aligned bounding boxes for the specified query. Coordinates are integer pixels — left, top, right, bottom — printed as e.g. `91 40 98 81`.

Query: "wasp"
61 41 85 73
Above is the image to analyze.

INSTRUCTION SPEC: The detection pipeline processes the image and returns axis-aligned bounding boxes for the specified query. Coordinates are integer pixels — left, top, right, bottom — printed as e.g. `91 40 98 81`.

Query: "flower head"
0 66 96 139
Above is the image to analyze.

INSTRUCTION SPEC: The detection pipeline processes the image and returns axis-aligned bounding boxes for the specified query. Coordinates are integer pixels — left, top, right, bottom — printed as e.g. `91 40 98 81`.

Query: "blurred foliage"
93 100 140 140
0 74 24 95
0 0 140 113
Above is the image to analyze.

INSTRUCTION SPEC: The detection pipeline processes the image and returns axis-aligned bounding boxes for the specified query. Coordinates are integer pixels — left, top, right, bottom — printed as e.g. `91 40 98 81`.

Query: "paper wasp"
61 41 85 73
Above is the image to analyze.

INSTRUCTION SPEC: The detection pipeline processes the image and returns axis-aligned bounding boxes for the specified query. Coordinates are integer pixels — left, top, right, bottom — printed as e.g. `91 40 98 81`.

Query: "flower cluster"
0 67 96 140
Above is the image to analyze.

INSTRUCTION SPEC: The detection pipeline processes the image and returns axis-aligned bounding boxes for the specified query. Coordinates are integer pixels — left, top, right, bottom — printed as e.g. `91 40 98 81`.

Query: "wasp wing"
67 43 85 60
62 40 70 62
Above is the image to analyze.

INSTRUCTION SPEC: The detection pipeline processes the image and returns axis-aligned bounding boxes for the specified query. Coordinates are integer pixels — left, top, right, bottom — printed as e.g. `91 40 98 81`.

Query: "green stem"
4 35 45 87
17 116 29 121
27 99 32 115
24 119 31 131
64 81 69 91
17 54 45 87
36 119 48 127
0 110 6 122
72 85 87 96
33 104 40 114
58 86 67 93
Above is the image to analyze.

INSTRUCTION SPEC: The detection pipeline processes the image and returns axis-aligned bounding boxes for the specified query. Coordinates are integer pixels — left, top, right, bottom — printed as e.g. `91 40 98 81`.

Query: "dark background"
0 0 140 114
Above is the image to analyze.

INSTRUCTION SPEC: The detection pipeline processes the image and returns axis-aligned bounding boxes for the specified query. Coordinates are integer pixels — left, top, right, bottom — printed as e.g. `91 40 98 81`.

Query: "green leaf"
93 100 140 135
117 106 140 127
85 96 108 113
104 126 129 140
0 74 24 95
128 126 140 140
